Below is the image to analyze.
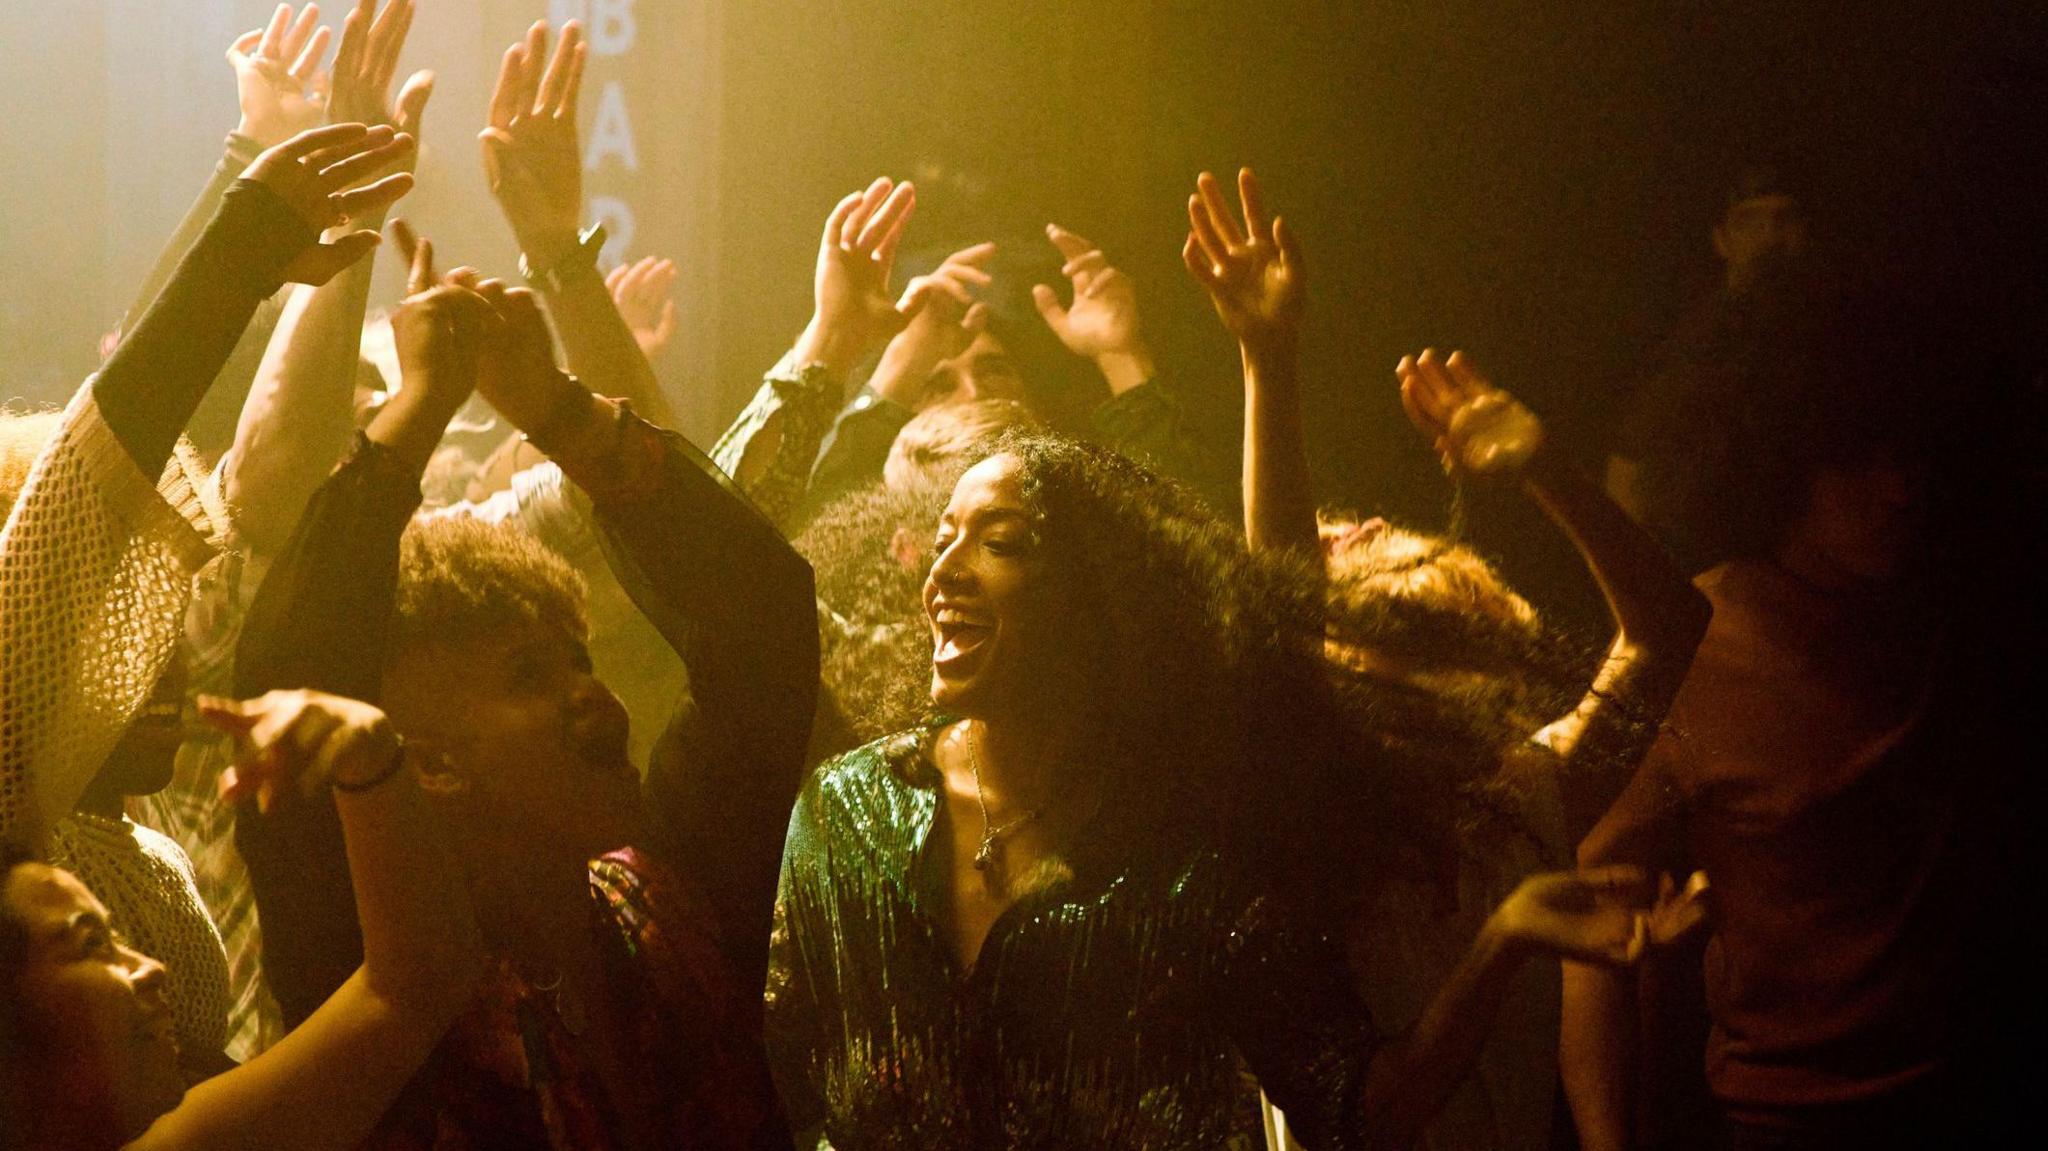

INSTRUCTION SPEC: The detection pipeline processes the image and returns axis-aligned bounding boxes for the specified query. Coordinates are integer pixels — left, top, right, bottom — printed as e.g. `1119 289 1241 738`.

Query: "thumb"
1032 283 1068 334
395 70 436 136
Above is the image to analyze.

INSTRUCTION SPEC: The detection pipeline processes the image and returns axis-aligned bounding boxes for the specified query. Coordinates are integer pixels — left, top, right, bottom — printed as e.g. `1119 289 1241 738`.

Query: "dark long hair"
986 433 1508 913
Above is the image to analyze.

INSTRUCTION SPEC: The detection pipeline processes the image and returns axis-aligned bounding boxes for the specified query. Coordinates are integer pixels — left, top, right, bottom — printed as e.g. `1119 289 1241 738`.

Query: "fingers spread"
841 177 893 250
537 20 584 115
859 180 917 258
821 191 864 249
1237 167 1270 240
289 24 333 83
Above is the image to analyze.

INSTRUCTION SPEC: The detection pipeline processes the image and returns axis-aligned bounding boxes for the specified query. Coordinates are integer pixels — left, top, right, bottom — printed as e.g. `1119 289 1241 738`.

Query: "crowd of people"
1 4 2018 1150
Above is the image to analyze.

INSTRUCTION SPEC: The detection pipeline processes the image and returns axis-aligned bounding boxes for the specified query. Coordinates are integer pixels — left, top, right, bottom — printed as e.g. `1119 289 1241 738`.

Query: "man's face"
383 618 643 865
1714 193 1807 293
915 329 1029 412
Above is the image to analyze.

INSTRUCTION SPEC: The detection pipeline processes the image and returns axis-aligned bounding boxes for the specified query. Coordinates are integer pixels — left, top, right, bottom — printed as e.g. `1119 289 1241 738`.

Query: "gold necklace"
966 727 1042 874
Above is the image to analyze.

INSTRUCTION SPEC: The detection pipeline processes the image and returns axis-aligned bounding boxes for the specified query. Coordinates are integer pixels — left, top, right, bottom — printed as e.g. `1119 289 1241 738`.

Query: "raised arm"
225 0 433 556
1396 350 1711 830
480 19 676 429
723 177 928 522
133 689 480 1151
471 288 818 980
0 124 410 846
118 5 328 333
232 249 495 1025
1184 168 1312 553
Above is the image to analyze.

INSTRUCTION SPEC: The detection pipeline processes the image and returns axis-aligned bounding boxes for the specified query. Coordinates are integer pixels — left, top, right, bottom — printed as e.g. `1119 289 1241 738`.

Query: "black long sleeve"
232 437 423 1026
592 420 819 991
94 179 312 477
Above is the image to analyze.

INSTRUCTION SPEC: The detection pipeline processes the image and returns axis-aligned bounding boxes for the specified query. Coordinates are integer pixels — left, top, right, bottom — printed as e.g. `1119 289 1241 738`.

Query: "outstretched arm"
728 177 927 521
135 688 480 1151
0 124 410 845
480 19 675 430
1396 350 1711 831
225 0 433 556
1184 168 1312 554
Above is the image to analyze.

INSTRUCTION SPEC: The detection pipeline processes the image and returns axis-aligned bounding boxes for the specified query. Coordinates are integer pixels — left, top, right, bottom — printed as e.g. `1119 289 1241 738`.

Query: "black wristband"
332 735 408 794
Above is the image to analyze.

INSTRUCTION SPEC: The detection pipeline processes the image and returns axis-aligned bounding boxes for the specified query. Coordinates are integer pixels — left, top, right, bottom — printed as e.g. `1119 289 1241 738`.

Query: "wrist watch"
520 223 607 292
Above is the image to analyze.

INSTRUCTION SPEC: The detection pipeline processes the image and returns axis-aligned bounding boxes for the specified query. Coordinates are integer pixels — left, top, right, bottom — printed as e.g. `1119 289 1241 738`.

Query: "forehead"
3 863 105 935
946 454 1027 516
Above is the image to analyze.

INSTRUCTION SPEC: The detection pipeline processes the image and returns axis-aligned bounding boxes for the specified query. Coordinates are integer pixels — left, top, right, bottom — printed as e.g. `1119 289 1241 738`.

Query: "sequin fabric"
768 726 1387 1150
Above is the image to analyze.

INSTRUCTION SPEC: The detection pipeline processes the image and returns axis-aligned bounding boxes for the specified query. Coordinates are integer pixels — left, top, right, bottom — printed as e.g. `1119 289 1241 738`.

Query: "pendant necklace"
967 728 1042 875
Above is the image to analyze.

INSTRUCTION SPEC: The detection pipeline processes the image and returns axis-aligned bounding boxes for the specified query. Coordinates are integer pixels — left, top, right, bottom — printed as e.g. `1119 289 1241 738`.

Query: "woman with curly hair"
766 420 1702 1149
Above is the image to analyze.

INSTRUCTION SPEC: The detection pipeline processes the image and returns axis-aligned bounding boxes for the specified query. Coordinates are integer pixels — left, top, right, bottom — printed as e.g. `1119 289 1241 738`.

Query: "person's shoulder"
808 725 936 803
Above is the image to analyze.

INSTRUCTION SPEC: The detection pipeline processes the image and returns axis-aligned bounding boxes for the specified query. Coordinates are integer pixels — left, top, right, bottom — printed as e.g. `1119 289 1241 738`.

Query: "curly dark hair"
793 480 954 758
394 517 590 652
970 432 1531 912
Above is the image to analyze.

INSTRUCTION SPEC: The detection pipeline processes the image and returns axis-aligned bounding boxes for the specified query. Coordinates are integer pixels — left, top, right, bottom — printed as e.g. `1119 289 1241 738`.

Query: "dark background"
4 0 2042 633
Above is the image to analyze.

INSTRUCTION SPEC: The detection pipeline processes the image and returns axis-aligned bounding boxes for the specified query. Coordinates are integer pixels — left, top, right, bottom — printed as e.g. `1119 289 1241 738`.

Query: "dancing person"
0 688 481 1151
766 424 1703 1149
711 181 1215 531
231 233 816 1147
1560 329 1989 1150
120 0 432 1061
1185 168 1713 1148
0 121 415 1081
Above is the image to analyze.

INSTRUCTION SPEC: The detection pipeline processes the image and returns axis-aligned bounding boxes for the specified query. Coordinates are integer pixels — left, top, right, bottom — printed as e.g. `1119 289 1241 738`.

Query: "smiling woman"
766 432 1695 1150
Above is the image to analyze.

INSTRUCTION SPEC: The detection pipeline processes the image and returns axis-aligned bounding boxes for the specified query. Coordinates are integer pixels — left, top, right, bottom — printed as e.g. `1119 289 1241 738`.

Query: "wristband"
332 735 408 794
520 223 607 292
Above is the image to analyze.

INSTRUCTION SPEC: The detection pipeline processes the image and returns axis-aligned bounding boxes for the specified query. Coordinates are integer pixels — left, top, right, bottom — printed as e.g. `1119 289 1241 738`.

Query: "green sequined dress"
767 724 1385 1150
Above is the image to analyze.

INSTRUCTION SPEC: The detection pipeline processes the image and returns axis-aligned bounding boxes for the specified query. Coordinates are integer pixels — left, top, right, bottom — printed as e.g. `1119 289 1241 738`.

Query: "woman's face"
382 618 643 866
924 454 1066 717
3 862 183 1142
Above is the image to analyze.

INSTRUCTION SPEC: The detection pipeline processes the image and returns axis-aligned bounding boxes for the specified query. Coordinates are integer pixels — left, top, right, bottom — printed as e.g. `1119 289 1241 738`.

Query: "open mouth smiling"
931 606 993 667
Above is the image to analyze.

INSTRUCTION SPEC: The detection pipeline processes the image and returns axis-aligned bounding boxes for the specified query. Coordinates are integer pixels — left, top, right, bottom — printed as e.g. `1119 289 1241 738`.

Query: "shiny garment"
767 725 1384 1150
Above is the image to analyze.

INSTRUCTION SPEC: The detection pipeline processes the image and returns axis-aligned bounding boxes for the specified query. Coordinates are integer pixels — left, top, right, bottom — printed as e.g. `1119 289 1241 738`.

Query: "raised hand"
606 256 679 359
868 241 997 408
1034 225 1147 362
1396 349 1547 478
1491 866 1711 966
792 177 918 376
1183 168 1305 356
229 4 332 148
202 689 402 814
328 0 432 145
480 20 588 264
243 122 416 284
381 228 498 428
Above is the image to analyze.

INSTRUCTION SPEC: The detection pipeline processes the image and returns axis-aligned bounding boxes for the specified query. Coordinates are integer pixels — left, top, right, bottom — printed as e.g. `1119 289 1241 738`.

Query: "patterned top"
709 352 844 532
369 848 783 1151
767 725 1386 1151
